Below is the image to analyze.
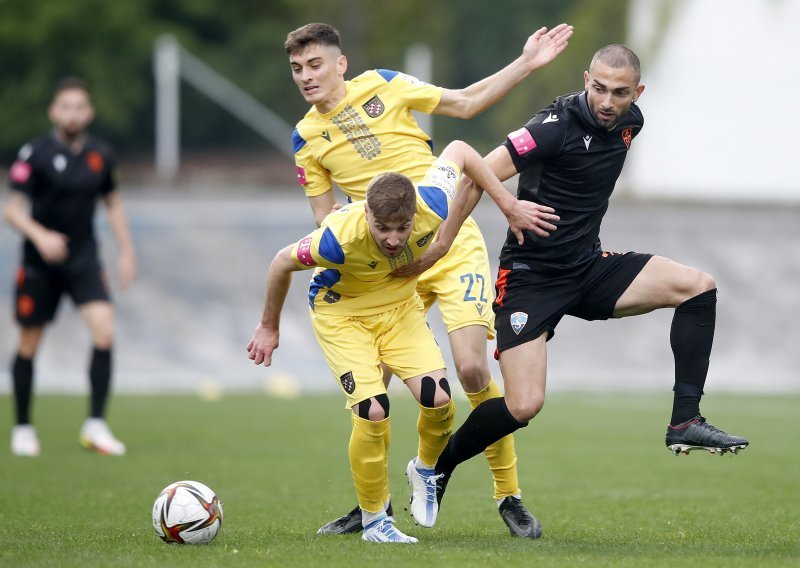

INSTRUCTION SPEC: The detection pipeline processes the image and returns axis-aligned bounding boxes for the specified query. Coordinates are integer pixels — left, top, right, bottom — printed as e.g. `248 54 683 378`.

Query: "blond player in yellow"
284 22 572 538
248 140 542 543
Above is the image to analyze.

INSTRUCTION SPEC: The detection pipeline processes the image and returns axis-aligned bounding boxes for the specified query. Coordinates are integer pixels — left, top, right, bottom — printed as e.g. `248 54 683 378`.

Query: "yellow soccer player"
247 139 541 543
285 21 570 538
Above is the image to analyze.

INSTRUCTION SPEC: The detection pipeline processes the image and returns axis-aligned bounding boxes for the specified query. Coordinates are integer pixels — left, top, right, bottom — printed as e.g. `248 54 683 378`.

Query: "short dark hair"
52 76 90 101
590 44 641 83
366 172 416 222
285 23 341 55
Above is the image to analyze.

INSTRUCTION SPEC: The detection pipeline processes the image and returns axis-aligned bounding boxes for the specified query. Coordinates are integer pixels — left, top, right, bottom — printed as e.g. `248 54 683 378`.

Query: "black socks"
12 354 34 424
670 289 716 425
435 397 526 475
89 348 112 418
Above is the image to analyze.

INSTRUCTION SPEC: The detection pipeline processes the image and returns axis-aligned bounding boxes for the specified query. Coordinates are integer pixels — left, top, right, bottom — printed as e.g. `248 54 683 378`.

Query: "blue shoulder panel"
319 228 345 264
292 129 306 154
418 186 449 220
376 69 399 83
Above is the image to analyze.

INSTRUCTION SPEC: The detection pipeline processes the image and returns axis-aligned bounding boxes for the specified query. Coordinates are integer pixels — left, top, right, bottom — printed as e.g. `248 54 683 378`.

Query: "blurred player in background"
285 20 570 540
394 45 750 523
4 77 136 457
248 140 540 543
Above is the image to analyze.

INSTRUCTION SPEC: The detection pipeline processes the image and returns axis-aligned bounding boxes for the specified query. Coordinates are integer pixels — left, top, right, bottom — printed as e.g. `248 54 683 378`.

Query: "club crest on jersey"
362 95 385 118
510 311 528 335
416 232 433 247
339 371 356 394
86 151 104 173
621 128 632 149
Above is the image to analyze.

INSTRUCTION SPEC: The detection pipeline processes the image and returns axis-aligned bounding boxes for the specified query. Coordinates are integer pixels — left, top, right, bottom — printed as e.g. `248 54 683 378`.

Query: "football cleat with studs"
361 514 417 543
317 502 394 535
498 496 543 539
79 418 126 456
406 458 443 528
11 424 41 457
666 415 749 456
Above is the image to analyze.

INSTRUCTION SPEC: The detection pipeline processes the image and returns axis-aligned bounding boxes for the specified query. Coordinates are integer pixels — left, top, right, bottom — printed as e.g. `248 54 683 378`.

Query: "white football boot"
361 513 418 543
406 457 443 528
79 418 126 455
11 424 41 457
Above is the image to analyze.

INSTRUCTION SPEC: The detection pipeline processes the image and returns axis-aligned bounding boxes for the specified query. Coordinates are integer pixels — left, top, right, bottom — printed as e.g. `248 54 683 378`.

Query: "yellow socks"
349 414 391 513
416 398 455 468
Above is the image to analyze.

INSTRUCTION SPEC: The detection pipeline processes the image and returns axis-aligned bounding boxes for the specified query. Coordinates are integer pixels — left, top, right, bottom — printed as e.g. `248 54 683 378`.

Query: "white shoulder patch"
18 143 33 161
397 72 431 87
421 160 460 199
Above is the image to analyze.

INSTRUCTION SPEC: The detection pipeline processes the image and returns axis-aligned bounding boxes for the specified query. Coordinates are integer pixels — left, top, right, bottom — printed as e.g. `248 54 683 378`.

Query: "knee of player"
507 392 545 423
454 357 490 392
419 375 452 408
696 270 716 293
93 330 114 350
355 393 391 421
681 269 716 302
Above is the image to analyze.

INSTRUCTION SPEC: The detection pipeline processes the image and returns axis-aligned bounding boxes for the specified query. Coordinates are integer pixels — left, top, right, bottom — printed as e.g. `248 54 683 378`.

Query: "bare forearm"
440 57 531 118
3 193 47 242
260 246 297 329
105 194 135 256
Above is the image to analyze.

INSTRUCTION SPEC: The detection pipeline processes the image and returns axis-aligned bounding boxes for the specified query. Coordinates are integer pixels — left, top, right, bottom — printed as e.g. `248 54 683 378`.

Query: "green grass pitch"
0 391 797 567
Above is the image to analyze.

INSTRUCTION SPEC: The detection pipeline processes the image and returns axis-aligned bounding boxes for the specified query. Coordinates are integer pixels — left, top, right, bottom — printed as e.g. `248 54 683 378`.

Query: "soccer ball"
152 480 223 544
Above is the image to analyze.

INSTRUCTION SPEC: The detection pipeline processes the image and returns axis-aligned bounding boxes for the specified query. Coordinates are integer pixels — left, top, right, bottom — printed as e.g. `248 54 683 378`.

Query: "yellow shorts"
416 216 495 338
310 295 446 409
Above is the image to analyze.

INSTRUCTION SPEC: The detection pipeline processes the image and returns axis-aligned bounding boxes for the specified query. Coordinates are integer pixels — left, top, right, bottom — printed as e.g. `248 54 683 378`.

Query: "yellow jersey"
290 160 461 316
292 69 442 199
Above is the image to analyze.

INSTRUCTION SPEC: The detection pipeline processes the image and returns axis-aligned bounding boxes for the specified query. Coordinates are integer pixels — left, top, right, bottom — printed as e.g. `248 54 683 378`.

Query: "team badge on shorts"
339 371 356 394
510 311 528 335
362 95 385 118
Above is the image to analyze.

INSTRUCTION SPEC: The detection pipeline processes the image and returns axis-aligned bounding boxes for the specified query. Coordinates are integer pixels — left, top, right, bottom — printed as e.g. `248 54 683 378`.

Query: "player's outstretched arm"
392 140 510 277
434 23 573 119
247 244 300 367
103 191 137 289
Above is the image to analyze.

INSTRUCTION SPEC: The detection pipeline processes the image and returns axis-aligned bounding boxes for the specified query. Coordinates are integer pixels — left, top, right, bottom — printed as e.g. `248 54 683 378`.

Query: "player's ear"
338 54 348 76
583 70 590 90
633 83 645 102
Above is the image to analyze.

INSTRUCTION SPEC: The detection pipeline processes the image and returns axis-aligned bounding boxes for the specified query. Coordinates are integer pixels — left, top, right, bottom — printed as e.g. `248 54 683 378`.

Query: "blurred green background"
0 0 631 164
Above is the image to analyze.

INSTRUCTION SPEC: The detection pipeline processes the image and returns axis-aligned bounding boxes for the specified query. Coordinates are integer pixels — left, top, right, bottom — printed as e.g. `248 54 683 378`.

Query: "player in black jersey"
395 44 749 528
3 77 136 457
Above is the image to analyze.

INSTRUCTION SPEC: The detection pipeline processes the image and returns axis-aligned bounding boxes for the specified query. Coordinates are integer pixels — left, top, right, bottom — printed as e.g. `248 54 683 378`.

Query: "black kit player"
4 77 136 457
395 44 749 527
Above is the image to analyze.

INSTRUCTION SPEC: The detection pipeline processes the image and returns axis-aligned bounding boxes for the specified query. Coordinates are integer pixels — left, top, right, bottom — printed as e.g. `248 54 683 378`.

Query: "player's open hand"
506 201 559 244
391 241 447 278
35 229 69 264
247 323 279 367
522 23 574 71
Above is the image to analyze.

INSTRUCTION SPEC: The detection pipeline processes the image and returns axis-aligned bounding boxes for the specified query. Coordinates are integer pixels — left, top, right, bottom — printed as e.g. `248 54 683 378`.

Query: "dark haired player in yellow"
248 140 540 543
4 77 136 457
285 20 570 539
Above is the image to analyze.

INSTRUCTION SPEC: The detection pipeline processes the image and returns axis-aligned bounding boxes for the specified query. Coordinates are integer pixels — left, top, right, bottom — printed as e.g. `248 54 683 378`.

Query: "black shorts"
493 251 652 354
14 247 110 326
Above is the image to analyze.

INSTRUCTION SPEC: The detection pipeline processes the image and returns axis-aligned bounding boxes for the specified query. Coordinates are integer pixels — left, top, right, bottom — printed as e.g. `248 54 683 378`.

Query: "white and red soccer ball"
152 480 223 545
